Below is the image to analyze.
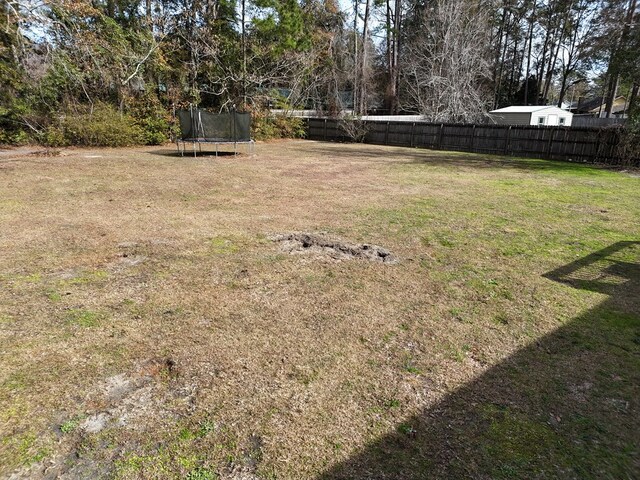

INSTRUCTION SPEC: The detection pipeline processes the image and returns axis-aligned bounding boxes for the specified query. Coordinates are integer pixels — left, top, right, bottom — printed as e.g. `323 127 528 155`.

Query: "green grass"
1 431 51 467
45 290 62 302
60 418 80 434
186 467 217 480
62 269 109 286
480 405 569 478
208 236 243 254
64 309 102 327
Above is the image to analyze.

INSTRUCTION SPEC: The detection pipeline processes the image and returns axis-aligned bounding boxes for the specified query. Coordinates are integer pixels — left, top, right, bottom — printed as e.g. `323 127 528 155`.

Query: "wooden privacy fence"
303 118 629 165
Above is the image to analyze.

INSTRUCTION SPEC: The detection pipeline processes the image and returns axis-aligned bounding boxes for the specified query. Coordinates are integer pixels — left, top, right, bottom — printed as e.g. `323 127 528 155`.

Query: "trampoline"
176 107 254 157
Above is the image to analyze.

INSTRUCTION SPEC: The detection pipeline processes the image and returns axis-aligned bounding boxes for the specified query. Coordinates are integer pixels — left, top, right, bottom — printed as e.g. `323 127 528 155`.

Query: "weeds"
60 418 80 434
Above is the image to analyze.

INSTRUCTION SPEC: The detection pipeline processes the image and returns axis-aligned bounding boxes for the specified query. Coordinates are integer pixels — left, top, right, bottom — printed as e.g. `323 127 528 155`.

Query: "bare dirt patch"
272 232 397 263
81 357 186 434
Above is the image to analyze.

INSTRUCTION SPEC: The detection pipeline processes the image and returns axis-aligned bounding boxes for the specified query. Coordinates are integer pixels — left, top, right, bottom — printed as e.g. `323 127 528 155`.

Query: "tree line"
0 0 638 145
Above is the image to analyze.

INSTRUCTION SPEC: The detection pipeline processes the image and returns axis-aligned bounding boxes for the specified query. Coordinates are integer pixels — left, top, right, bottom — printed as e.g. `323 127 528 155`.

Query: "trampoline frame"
176 138 255 157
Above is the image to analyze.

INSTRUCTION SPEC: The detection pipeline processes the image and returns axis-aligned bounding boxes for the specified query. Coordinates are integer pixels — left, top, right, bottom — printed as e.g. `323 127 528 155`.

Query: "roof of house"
576 96 604 111
489 105 570 114
575 96 627 113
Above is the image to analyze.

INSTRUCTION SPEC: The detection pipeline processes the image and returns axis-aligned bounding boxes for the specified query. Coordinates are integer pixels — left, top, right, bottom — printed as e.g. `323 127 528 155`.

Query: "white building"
488 106 573 126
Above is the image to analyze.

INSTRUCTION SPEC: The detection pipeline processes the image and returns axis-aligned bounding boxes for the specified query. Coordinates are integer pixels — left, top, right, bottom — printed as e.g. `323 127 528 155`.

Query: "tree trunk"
536 11 552 105
557 67 572 107
524 0 536 105
353 0 358 114
385 0 401 114
359 0 370 115
605 0 636 117
146 0 152 28
507 35 519 103
542 22 565 104
492 7 508 109
629 81 639 116
604 75 619 118
106 0 115 17
242 0 246 107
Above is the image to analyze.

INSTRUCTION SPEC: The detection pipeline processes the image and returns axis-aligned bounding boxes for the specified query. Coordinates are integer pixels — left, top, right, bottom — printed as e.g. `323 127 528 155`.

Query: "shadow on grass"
319 241 639 479
148 148 243 158
303 143 613 175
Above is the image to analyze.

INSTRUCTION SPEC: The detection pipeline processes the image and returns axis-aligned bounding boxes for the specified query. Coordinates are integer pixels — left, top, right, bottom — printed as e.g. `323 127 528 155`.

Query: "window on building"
537 117 546 125
559 117 566 125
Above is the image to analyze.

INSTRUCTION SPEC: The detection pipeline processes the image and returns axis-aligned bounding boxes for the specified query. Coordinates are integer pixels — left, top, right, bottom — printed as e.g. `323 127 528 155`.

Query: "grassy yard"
0 141 638 479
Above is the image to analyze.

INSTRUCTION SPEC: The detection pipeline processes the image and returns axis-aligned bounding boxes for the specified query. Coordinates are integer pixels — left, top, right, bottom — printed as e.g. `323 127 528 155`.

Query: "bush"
41 96 172 147
137 116 169 145
273 114 306 138
0 101 31 145
60 103 145 147
251 109 306 140
339 115 369 142
128 92 171 145
40 126 68 147
0 127 29 145
618 118 640 166
252 115 279 140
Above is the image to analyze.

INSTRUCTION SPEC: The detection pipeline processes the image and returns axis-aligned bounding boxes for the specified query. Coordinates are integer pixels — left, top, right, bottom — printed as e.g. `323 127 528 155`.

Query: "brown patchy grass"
0 141 638 479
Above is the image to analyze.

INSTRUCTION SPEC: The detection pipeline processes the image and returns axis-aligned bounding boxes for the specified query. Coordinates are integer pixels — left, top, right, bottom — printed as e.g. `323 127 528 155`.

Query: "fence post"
385 122 390 145
410 122 415 147
323 118 328 141
470 124 476 152
504 126 511 155
437 123 444 150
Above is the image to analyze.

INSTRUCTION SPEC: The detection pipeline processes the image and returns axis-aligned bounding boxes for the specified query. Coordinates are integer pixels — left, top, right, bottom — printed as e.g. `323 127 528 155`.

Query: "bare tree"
400 0 491 122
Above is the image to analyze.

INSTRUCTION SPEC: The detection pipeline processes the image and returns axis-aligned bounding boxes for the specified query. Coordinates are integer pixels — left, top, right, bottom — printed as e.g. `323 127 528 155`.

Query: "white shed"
489 106 573 126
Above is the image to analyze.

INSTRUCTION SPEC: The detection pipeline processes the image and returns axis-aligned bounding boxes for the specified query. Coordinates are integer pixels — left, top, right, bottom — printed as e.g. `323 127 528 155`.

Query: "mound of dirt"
272 233 397 264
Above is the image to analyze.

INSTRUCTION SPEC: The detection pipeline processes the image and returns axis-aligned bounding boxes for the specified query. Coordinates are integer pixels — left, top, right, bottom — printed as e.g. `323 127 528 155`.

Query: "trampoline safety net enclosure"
176 108 254 156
